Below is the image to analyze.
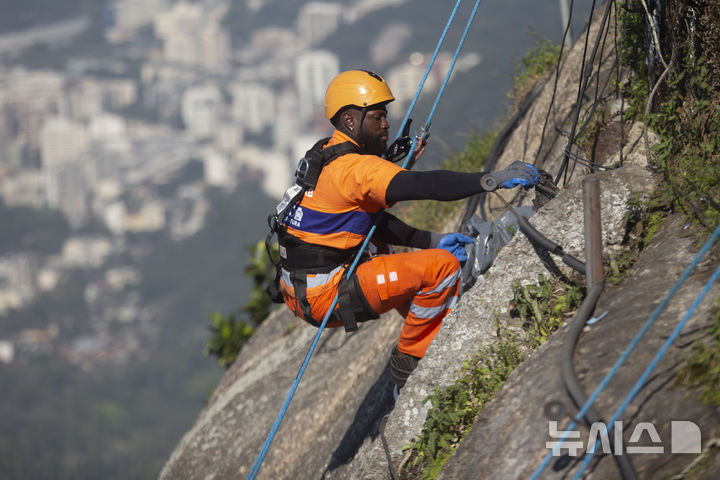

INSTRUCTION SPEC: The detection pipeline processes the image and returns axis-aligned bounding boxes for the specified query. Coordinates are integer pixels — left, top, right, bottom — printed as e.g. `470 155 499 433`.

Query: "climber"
273 70 539 390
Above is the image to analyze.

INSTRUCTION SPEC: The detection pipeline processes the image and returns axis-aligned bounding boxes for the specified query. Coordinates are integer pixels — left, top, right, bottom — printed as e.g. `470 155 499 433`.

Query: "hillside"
160 1 720 479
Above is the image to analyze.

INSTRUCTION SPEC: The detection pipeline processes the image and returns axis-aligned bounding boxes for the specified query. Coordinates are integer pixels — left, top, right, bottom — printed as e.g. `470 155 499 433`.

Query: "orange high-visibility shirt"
282 130 405 250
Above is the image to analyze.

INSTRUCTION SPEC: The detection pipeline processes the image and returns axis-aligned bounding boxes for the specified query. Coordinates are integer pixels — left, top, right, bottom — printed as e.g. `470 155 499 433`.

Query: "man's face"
358 107 390 156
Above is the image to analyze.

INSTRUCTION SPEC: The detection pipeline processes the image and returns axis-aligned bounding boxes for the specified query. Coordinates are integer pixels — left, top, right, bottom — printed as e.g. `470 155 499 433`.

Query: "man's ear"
342 111 356 132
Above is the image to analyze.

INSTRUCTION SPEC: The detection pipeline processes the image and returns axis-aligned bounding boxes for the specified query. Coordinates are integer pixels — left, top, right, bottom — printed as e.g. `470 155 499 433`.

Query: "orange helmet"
324 70 395 119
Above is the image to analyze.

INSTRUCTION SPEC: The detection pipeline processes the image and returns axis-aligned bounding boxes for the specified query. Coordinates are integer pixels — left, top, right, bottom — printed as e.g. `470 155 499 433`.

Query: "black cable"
561 283 638 480
614 0 626 168
380 415 399 480
535 0 577 169
564 146 615 171
556 0 599 186
556 0 617 185
516 215 586 275
458 80 545 229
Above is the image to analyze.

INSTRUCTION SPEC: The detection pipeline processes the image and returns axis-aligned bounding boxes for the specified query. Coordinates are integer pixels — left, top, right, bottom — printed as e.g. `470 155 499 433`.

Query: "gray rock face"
440 214 720 480
160 307 404 480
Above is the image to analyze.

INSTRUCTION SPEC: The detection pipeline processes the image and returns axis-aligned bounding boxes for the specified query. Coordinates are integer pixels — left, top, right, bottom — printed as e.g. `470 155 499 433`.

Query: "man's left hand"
436 233 473 262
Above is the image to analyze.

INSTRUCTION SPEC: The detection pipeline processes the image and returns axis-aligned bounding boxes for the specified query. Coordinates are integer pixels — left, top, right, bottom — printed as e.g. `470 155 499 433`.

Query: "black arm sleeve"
385 170 489 204
375 212 433 249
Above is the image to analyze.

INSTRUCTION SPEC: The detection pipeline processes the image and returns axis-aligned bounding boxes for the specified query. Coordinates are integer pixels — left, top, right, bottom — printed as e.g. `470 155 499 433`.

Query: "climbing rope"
572 259 720 478
395 0 463 141
246 2 483 478
529 222 720 480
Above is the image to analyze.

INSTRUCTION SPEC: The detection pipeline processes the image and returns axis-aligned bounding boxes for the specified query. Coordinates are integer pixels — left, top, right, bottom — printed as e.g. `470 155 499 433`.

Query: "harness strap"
278 231 357 271
291 271 321 327
296 138 359 190
285 261 379 332
332 271 379 332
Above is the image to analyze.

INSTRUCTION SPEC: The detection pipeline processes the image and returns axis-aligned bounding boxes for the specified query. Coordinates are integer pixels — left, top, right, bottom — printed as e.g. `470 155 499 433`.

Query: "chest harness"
265 138 380 332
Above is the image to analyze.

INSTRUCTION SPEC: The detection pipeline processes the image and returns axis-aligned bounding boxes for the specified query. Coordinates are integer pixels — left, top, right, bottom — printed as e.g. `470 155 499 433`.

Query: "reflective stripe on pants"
280 248 461 358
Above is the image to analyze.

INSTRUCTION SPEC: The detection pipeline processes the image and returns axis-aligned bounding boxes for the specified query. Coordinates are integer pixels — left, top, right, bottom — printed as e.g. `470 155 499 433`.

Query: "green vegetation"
204 311 255 368
647 56 720 231
617 1 650 119
204 241 279 367
618 0 720 233
401 340 524 480
244 241 279 325
509 37 562 104
605 192 671 285
675 298 720 406
511 274 586 347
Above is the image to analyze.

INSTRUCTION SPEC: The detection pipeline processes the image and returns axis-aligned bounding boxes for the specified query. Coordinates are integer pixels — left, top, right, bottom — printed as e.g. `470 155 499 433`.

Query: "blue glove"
436 233 474 263
494 161 540 189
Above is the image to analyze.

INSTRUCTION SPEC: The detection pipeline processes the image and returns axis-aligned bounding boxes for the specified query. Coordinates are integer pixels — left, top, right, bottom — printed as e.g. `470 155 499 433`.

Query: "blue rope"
572 259 720 479
530 223 720 479
246 2 483 478
424 0 483 132
394 0 463 140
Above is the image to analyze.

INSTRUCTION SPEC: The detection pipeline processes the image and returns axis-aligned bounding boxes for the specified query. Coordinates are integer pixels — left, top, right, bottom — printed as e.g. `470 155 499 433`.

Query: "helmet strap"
357 106 368 152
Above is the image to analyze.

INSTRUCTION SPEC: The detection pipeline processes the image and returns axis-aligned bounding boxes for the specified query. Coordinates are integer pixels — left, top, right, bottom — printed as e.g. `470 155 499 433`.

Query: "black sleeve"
375 212 433 249
385 170 489 204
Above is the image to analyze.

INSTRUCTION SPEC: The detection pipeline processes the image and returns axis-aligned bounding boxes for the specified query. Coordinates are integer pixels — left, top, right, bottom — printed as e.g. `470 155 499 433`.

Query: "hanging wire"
534 0 577 169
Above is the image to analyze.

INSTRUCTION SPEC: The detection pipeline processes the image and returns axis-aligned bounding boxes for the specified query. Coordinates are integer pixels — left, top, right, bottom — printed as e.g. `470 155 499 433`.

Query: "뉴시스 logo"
546 420 702 456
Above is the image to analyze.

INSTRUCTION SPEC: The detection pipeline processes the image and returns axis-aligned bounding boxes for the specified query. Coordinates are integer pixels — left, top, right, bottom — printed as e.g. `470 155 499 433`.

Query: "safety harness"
265 137 379 332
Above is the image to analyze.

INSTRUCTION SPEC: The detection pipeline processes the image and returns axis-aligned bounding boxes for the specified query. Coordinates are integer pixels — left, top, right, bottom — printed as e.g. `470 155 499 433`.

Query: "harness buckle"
296 157 310 183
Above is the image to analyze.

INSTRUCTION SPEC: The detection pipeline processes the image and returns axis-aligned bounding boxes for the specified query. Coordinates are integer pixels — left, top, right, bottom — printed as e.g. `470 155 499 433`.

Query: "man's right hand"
486 161 540 190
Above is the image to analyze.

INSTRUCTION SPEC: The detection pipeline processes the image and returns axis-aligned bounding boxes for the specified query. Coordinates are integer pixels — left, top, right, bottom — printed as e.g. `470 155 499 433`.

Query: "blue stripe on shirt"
283 205 375 235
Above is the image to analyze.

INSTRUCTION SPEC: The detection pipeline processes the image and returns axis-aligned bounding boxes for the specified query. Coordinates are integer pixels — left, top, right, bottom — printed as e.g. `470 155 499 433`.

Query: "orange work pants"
280 248 461 359
355 249 461 358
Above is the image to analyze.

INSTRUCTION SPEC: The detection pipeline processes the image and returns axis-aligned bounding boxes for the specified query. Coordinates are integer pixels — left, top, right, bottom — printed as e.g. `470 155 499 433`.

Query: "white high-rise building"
181 84 222 138
154 1 231 70
40 117 89 168
0 68 66 155
44 162 89 228
261 150 292 200
297 2 343 46
201 23 231 71
105 0 171 44
202 147 234 189
0 254 38 306
231 83 275 134
273 89 301 152
155 2 204 65
39 118 91 227
295 50 339 122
